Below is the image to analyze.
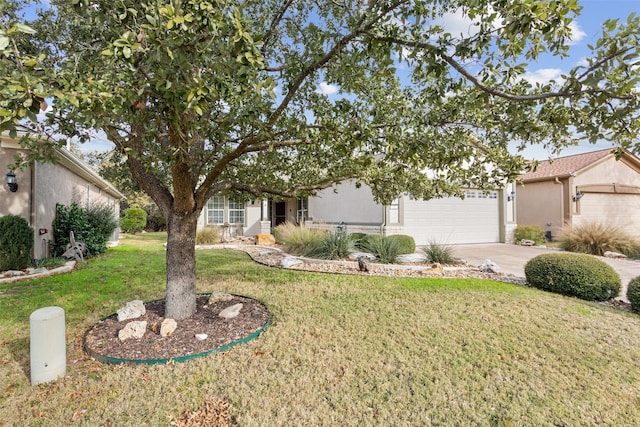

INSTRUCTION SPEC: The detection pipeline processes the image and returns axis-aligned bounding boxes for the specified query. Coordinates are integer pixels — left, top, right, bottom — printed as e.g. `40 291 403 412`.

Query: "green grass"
2 232 640 425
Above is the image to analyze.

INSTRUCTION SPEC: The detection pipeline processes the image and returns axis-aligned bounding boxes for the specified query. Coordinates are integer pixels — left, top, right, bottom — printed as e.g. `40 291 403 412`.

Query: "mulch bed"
84 295 269 362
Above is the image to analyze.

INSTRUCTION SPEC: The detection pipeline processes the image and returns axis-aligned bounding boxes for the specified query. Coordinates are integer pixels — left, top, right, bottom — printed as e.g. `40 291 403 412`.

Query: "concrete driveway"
451 243 639 301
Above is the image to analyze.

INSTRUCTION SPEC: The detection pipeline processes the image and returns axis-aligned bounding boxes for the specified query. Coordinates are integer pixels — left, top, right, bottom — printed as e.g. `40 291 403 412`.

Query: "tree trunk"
165 211 199 320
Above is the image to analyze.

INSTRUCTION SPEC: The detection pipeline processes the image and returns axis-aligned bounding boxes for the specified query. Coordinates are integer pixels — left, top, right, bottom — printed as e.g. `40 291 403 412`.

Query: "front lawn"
1 232 640 425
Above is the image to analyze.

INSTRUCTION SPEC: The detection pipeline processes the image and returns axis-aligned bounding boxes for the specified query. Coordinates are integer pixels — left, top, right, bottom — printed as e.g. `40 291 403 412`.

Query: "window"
297 197 308 224
206 196 245 225
465 190 476 199
207 196 225 225
228 199 245 224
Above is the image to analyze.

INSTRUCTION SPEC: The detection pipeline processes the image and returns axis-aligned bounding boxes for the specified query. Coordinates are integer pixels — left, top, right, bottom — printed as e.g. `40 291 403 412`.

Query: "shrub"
0 215 34 270
361 235 400 264
559 221 640 256
51 202 118 257
85 202 119 255
349 232 368 250
52 203 88 257
387 234 416 255
274 223 326 256
196 227 222 245
307 230 355 260
423 241 456 264
145 213 166 231
120 208 147 234
628 276 640 311
524 253 620 301
514 225 545 245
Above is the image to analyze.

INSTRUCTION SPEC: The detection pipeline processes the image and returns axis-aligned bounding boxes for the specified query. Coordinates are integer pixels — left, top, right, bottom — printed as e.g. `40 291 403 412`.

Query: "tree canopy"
3 0 639 318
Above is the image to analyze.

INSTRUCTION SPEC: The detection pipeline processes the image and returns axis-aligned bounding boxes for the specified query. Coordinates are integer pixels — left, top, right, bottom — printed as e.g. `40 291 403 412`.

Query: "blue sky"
70 1 639 159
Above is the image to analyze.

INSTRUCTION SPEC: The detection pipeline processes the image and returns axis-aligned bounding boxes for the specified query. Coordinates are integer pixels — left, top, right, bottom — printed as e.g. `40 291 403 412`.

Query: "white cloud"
521 68 563 86
568 21 586 45
316 82 339 96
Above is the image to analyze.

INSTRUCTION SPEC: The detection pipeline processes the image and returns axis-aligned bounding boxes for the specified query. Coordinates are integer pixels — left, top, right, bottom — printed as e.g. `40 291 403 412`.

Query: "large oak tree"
4 0 639 319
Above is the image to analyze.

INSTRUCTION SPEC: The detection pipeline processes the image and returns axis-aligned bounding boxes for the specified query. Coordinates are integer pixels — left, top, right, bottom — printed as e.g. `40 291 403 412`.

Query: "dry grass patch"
2 235 640 425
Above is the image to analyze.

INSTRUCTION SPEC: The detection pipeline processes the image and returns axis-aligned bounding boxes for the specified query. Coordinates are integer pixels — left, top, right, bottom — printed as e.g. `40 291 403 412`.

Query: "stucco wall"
0 146 32 220
516 180 565 237
574 156 640 188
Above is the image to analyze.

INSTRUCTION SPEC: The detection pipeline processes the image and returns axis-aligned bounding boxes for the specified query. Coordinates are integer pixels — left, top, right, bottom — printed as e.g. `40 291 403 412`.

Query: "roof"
520 149 613 182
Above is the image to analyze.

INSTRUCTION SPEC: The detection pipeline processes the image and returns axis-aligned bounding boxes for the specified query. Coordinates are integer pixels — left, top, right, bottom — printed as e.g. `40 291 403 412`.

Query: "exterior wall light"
507 191 516 202
573 191 584 202
6 171 18 192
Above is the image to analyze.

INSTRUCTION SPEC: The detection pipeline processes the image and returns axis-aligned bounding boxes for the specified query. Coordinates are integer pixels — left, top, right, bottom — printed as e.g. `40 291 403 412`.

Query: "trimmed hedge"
387 234 416 255
0 215 34 270
627 276 640 311
524 253 620 301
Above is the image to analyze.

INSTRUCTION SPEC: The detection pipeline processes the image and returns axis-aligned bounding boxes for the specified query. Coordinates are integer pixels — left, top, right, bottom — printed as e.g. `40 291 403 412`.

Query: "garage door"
400 190 501 245
575 193 640 239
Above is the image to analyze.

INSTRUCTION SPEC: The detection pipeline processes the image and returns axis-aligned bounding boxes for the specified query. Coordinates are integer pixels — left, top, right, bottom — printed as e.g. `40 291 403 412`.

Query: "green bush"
423 241 456 264
524 253 620 301
196 227 222 245
120 208 147 234
559 221 640 256
145 213 166 231
514 225 545 245
0 215 34 270
52 202 118 257
627 276 640 312
361 235 400 264
307 230 355 260
85 202 119 255
387 234 416 255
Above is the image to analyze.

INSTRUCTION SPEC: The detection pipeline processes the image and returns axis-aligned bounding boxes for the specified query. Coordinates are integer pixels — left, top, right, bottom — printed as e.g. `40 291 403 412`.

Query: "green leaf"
12 23 37 35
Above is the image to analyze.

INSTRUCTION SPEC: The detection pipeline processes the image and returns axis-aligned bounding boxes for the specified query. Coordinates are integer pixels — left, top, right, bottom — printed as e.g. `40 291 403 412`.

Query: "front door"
274 201 287 226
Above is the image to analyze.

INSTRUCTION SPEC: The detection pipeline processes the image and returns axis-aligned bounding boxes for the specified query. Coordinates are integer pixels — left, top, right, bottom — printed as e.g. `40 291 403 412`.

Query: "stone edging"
0 261 76 284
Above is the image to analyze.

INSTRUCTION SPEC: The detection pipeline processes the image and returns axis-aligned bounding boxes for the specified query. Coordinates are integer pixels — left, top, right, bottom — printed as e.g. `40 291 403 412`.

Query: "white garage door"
400 191 501 245
576 193 640 239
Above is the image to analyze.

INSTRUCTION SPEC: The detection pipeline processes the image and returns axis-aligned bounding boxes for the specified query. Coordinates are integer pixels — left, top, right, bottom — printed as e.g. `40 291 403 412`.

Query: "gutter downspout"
554 177 564 228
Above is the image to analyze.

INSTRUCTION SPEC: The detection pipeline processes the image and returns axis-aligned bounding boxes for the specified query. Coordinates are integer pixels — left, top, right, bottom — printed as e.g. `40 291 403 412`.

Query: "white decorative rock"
280 256 303 268
218 303 243 319
604 251 627 259
195 333 208 341
118 321 147 341
479 259 501 274
160 318 177 337
209 291 234 304
519 239 536 246
117 300 146 322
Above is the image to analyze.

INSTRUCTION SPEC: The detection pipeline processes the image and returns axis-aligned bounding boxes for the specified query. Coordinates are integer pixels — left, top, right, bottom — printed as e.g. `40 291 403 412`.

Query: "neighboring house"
0 133 124 259
196 179 518 245
517 149 640 240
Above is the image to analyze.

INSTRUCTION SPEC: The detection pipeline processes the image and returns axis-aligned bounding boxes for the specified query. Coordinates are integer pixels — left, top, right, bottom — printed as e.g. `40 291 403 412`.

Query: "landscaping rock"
604 251 627 259
160 318 177 337
348 252 376 261
479 259 501 273
195 333 208 341
209 291 233 304
429 263 444 274
117 300 146 322
520 239 536 246
280 256 303 268
255 233 276 246
357 256 370 272
219 303 243 319
396 253 428 263
118 321 147 341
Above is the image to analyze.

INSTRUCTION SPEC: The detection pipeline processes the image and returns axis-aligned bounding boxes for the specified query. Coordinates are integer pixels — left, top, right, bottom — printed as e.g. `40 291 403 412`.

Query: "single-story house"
0 133 124 259
197 180 518 245
516 149 640 240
